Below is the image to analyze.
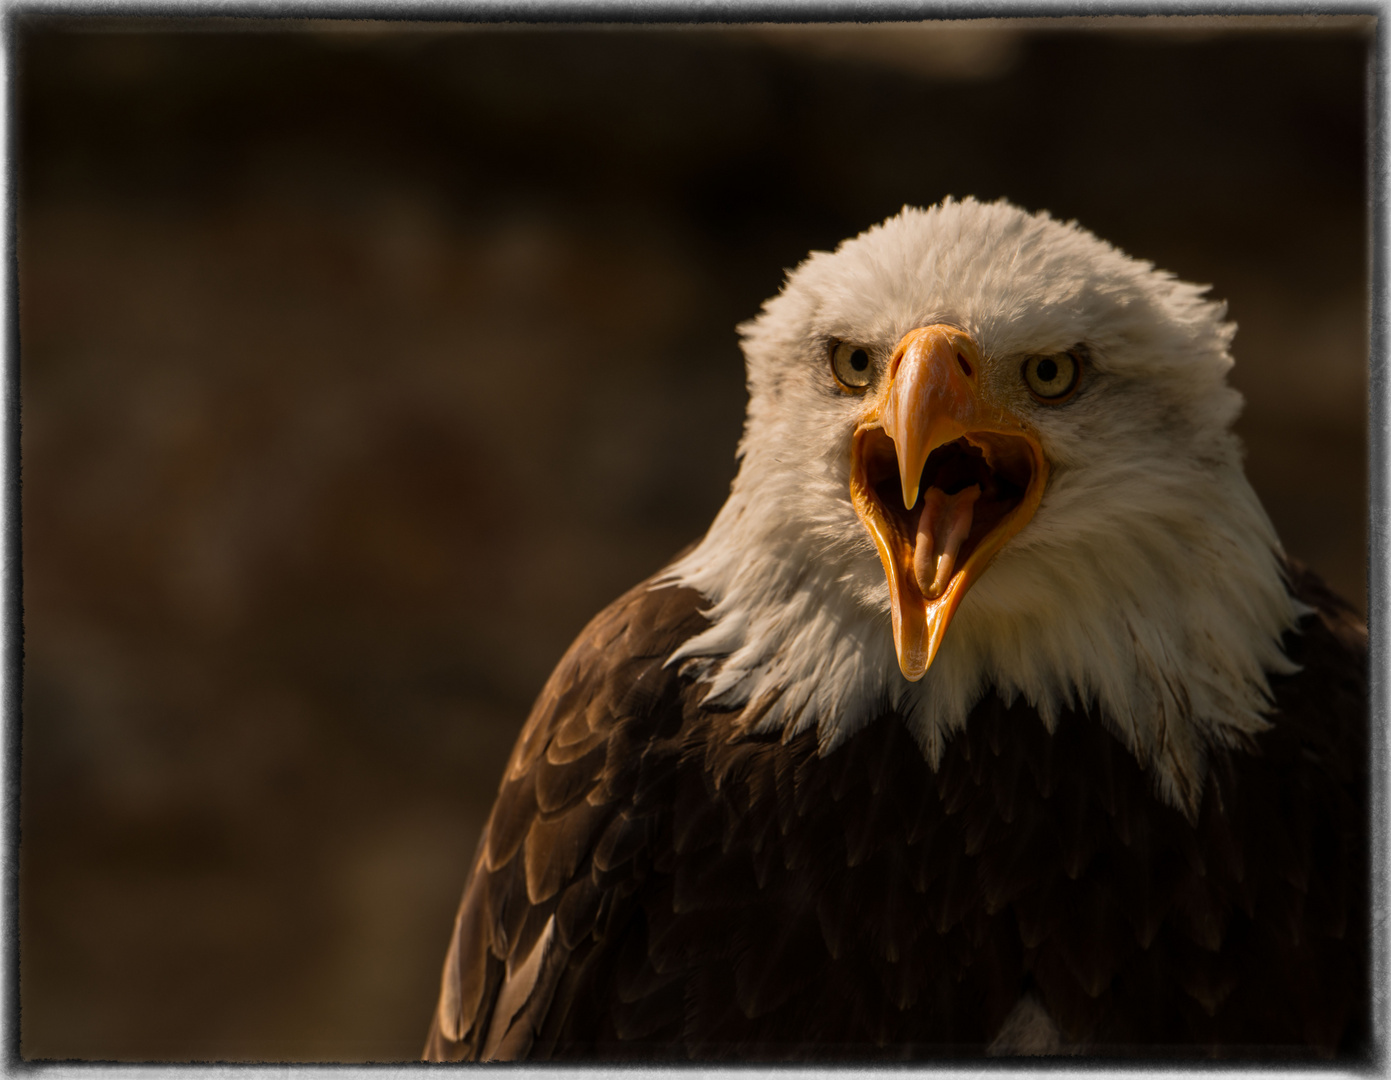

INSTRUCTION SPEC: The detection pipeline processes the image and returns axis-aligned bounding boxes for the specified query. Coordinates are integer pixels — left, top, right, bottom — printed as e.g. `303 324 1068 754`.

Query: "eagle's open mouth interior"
856 429 1035 599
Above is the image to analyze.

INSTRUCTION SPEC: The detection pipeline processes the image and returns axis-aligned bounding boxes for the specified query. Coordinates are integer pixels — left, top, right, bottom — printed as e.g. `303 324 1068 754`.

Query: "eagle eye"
1022 352 1081 402
831 341 874 390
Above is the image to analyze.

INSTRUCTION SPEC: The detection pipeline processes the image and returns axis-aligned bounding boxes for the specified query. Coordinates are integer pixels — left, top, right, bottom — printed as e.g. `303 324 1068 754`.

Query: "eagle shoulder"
424 577 709 1061
1010 561 1367 1054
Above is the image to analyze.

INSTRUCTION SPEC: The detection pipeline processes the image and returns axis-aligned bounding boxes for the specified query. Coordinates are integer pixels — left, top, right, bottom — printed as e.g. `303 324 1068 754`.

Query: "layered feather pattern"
426 569 1365 1060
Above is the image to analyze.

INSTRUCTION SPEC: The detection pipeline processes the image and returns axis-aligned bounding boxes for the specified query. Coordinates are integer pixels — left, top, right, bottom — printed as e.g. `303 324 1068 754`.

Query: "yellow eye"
1022 352 1081 402
831 341 874 390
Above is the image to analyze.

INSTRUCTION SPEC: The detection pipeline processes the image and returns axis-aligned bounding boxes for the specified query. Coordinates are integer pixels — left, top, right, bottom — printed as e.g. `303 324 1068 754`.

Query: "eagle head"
663 198 1300 818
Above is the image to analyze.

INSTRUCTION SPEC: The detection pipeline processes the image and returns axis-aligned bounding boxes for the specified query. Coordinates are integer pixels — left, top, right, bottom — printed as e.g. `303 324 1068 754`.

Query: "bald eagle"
424 199 1366 1060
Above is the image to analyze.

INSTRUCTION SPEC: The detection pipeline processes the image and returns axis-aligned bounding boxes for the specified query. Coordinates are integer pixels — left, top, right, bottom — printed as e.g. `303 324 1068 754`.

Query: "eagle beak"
850 325 1048 680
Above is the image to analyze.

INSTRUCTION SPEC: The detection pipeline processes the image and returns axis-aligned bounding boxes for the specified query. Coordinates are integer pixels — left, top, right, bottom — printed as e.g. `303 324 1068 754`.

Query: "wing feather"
423 578 709 1060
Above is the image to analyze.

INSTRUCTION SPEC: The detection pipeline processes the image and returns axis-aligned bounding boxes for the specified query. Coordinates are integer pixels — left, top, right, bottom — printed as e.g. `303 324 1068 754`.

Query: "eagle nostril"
957 353 973 378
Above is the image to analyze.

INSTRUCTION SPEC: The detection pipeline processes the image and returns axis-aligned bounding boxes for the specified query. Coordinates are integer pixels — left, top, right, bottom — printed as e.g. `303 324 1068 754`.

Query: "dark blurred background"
17 15 1370 1062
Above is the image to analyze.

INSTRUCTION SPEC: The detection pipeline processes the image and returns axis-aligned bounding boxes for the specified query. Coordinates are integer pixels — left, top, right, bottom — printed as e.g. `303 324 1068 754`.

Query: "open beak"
851 325 1048 680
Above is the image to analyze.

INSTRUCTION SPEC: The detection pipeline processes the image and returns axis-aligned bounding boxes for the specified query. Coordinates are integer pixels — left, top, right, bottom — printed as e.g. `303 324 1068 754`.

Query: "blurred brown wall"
17 17 1370 1061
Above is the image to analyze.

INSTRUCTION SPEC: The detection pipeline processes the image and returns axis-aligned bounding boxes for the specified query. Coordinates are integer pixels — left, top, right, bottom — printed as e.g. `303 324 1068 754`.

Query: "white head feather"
661 197 1300 818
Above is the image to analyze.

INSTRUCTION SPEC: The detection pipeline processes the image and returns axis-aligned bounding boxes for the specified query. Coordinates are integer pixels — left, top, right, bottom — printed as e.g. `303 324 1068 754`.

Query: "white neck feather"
661 439 1299 819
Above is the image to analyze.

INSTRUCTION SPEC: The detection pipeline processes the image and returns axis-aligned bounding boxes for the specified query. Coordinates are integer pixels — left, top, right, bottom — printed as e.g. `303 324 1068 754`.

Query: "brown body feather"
424 562 1367 1061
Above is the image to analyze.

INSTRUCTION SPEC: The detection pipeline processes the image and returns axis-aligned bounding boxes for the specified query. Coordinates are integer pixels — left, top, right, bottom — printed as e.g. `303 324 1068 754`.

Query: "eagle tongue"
913 485 981 601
